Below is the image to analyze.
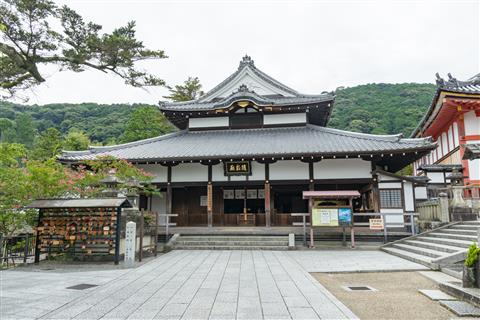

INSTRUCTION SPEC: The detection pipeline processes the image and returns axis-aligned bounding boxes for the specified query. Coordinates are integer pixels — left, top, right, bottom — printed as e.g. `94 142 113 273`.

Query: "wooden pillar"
34 209 43 264
309 162 314 191
114 207 122 265
371 163 380 212
166 166 172 216
207 164 213 227
264 163 271 227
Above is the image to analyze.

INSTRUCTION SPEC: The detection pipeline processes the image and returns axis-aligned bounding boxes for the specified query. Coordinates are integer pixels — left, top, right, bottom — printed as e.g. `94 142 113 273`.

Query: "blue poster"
338 208 352 226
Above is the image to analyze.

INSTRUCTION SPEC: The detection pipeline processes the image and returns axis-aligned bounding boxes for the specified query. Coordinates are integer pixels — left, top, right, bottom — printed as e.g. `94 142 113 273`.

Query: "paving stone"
284 296 310 307
439 300 480 317
418 289 456 301
1 250 367 320
418 271 459 284
289 307 320 320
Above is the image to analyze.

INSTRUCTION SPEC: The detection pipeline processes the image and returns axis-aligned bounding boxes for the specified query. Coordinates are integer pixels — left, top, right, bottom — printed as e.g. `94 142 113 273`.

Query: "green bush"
465 242 480 267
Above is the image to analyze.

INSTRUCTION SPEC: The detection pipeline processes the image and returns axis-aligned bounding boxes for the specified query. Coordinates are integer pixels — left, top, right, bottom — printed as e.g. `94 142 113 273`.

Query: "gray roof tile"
59 125 434 162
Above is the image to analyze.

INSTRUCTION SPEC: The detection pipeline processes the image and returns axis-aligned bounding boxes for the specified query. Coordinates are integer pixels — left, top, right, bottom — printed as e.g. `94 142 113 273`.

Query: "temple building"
59 56 436 227
412 73 480 196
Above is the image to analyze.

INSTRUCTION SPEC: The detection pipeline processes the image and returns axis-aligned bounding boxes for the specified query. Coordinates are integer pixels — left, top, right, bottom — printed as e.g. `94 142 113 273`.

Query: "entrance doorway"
222 187 265 225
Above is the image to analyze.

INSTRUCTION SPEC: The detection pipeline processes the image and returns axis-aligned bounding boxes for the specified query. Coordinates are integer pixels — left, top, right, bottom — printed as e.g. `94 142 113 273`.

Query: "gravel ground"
312 271 455 320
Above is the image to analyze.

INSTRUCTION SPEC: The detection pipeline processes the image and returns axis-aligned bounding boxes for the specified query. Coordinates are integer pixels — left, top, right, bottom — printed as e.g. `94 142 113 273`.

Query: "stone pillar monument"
125 221 136 268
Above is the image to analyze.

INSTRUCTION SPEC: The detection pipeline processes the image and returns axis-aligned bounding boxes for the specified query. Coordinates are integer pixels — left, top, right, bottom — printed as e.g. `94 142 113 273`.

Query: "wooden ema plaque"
37 207 117 258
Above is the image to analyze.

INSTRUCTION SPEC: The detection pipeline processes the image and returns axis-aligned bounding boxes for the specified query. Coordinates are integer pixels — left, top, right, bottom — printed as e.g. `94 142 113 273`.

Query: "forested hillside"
329 83 436 135
0 83 437 148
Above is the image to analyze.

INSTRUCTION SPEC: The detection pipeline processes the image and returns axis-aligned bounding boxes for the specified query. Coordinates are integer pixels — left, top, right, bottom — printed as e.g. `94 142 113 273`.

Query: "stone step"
177 236 288 241
427 232 477 241
176 240 289 246
436 229 479 235
392 243 446 258
416 236 472 248
173 245 289 250
450 224 480 230
458 221 480 225
403 239 461 254
382 247 436 269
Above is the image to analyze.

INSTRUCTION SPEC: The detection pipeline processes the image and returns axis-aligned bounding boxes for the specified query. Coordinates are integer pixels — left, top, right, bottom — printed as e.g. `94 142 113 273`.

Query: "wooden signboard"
224 161 251 176
207 184 213 212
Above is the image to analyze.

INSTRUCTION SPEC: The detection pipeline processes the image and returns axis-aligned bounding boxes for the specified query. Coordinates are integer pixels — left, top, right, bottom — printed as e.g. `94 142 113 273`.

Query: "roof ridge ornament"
239 55 255 70
435 73 445 86
237 84 252 93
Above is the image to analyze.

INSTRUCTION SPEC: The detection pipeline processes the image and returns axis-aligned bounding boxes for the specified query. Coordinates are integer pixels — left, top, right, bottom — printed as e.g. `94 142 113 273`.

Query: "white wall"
441 132 448 155
403 182 415 211
313 159 371 179
469 158 480 180
453 122 460 147
380 208 405 226
379 182 402 189
426 172 445 184
263 113 306 125
136 164 168 183
448 126 454 151
189 117 229 128
415 186 428 200
270 160 308 180
172 163 207 182
464 111 480 136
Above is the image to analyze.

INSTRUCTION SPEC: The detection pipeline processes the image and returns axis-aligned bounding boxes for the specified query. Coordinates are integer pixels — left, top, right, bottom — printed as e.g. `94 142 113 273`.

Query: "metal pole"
302 215 307 247
350 226 355 248
165 214 169 242
342 227 346 247
23 234 29 264
114 207 121 265
410 212 415 236
154 211 158 257
139 209 144 262
310 228 315 248
382 214 388 244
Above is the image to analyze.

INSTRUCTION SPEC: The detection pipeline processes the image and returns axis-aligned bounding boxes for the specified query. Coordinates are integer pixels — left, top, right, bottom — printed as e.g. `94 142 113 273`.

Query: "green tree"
63 128 90 151
31 127 63 160
14 113 35 147
163 77 204 101
121 106 171 143
0 117 15 142
0 0 167 97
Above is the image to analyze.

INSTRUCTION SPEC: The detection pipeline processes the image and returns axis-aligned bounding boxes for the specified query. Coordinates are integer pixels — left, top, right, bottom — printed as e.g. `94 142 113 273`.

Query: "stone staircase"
171 235 290 250
382 221 480 270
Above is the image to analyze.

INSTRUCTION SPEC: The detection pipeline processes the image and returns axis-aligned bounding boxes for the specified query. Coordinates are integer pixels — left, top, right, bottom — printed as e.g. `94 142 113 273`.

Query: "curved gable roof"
159 55 333 112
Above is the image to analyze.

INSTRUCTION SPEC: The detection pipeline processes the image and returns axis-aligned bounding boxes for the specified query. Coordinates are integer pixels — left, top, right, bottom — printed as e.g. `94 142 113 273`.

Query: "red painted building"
412 73 480 192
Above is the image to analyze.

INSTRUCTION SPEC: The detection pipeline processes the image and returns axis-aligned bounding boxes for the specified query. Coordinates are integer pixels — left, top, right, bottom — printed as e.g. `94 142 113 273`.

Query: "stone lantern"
100 170 123 197
125 177 141 208
449 168 466 208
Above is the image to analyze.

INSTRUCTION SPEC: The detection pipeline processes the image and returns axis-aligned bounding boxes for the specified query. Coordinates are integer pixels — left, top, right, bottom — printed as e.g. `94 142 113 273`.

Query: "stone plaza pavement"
1 250 427 320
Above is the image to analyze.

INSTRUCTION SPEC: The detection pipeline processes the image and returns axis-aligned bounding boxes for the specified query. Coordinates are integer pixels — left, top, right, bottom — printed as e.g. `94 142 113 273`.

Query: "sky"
17 0 480 105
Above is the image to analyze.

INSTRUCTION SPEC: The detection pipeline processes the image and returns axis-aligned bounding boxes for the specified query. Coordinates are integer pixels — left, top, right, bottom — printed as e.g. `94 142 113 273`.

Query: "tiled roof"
438 73 480 94
411 73 480 137
418 164 464 172
159 56 334 112
160 91 333 111
59 125 434 162
463 143 480 160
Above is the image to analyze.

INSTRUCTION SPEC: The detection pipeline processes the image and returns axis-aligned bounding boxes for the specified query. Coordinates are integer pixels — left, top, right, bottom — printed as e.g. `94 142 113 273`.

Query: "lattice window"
379 189 403 208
